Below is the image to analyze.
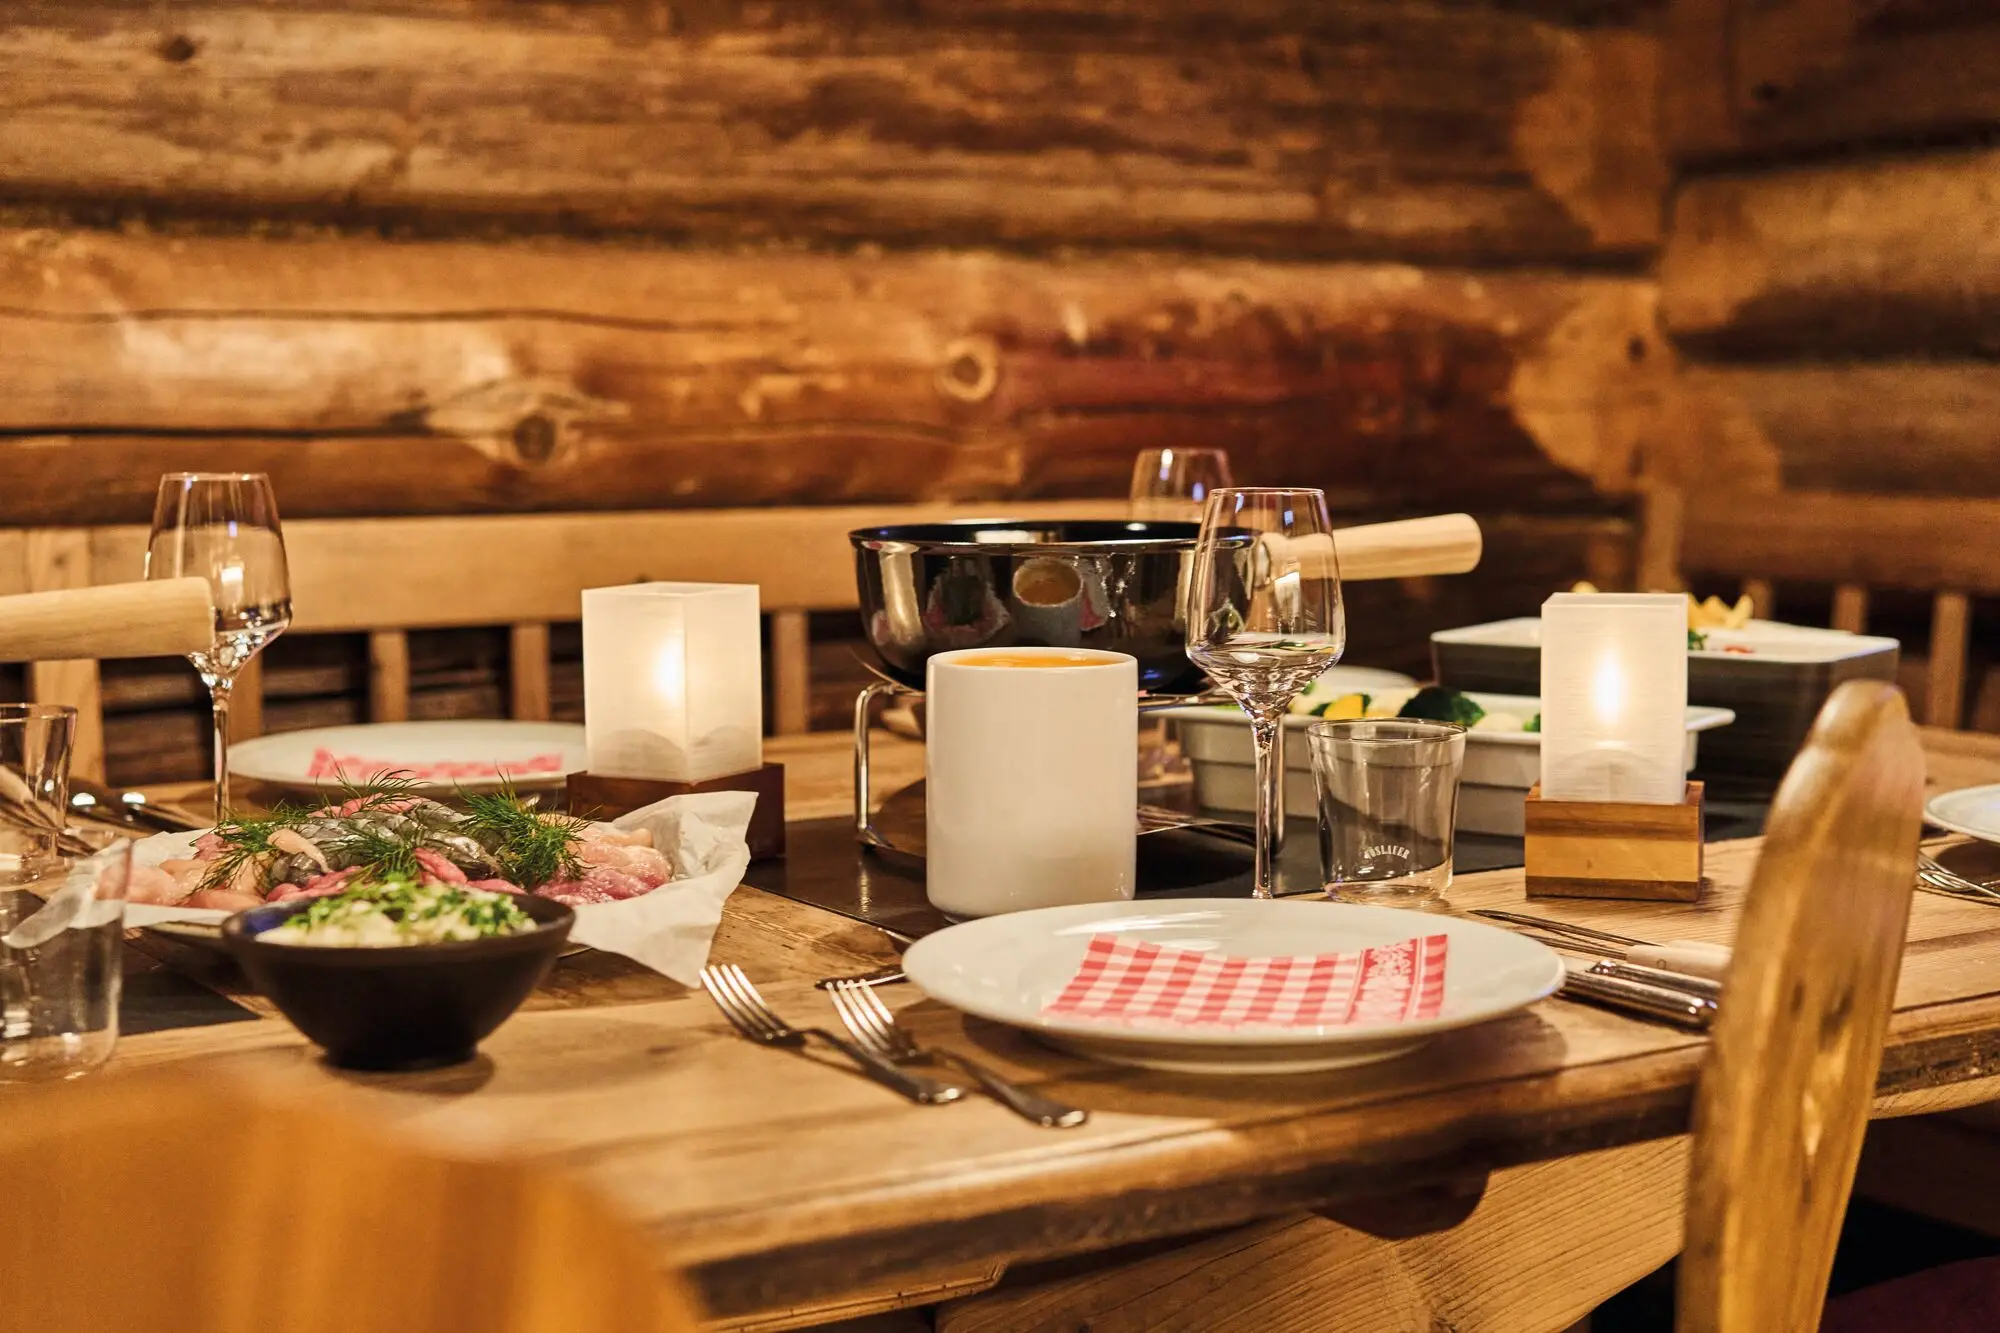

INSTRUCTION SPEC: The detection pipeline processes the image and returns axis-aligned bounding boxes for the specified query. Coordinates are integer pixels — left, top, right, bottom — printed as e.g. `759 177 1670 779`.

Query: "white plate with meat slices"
228 721 587 797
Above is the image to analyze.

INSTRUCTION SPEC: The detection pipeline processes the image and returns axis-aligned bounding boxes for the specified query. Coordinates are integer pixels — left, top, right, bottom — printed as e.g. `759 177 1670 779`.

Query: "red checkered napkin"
1042 933 1450 1030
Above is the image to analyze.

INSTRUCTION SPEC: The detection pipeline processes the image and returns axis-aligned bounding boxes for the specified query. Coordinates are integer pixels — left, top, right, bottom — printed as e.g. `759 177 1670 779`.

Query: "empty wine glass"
1186 488 1345 898
1130 448 1234 523
144 474 292 818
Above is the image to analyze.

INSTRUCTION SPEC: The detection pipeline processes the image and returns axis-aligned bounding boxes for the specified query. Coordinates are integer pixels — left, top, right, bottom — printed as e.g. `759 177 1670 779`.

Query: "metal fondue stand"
850 674 1230 859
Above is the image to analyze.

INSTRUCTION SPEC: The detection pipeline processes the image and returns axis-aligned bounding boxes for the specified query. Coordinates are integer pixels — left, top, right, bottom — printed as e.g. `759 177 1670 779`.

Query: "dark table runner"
120 954 260 1035
746 801 1770 943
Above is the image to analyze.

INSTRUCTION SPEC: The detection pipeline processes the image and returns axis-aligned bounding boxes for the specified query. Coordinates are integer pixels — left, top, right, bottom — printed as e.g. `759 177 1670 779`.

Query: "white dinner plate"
1926 786 2000 845
1433 616 1902 664
902 899 1564 1074
229 720 586 796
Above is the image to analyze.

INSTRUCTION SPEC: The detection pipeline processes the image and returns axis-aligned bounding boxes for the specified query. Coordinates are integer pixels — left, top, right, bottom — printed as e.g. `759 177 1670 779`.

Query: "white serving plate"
1432 616 1901 663
1163 692 1735 836
229 720 586 796
1926 786 2000 845
902 898 1564 1074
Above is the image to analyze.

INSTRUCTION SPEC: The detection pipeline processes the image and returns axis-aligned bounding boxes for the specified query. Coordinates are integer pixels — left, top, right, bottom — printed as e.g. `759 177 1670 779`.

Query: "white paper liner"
85 791 756 985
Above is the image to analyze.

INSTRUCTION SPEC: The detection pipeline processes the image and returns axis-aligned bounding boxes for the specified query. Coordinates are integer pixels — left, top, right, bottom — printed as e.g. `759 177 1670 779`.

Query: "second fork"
702 964 963 1106
828 981 1088 1129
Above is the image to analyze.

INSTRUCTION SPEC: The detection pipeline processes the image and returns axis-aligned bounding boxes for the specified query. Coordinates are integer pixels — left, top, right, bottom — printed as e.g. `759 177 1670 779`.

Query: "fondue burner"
851 677 1227 859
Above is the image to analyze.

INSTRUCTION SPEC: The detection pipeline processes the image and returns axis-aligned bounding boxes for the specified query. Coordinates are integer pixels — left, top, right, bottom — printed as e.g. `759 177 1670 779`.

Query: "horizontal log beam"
1670 0 2000 161
1663 148 2000 357
0 2 1662 261
1680 363 2000 498
0 228 1665 524
1683 490 2000 596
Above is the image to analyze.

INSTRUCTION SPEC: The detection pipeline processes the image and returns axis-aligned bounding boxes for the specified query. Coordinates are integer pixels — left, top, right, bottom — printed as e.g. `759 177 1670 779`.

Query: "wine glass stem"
1249 710 1285 899
208 677 234 820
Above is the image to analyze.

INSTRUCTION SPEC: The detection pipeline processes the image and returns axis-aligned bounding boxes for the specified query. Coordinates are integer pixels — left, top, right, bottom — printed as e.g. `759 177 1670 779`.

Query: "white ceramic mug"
925 647 1138 918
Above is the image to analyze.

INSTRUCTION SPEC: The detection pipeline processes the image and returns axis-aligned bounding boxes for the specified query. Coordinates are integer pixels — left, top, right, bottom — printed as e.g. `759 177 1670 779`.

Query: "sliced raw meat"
413 849 469 885
125 862 195 906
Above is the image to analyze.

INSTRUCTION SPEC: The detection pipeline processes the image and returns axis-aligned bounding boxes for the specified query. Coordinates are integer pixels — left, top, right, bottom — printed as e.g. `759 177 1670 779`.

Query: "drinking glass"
1185 488 1345 898
0 704 77 887
1307 720 1466 906
1 839 131 1080
1129 448 1234 523
1129 448 1232 775
145 473 292 817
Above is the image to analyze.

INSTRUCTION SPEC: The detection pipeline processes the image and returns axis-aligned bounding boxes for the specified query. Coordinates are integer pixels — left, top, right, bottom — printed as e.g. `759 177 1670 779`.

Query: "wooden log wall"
0 0 1675 783
1657 0 2000 730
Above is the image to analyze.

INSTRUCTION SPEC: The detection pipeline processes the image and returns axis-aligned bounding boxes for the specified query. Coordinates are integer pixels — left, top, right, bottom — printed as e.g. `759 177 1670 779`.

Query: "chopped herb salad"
262 875 535 947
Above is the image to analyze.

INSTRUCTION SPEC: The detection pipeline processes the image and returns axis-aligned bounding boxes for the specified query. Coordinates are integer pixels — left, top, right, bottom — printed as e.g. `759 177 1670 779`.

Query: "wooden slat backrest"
78 502 1121 631
1 502 1126 765
1678 680 1926 1332
1669 488 1990 727
0 1067 700 1333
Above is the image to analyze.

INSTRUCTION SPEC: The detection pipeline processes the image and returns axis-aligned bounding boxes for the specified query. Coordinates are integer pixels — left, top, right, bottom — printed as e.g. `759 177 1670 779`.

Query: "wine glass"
1186 488 1345 898
144 474 292 818
1129 448 1234 523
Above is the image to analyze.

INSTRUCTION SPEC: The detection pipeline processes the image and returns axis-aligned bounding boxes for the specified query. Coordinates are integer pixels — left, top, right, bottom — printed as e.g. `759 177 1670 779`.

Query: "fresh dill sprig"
331 768 425 812
199 802 317 891
322 820 425 884
457 779 587 890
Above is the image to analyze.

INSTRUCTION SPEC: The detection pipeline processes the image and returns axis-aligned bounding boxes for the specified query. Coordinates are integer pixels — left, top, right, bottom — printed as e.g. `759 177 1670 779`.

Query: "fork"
700 964 964 1106
828 981 1089 1129
1918 851 2000 902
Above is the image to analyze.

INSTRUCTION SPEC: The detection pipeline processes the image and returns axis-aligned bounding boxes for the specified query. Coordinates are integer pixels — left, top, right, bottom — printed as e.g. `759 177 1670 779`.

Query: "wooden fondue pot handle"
0 578 217 662
1332 513 1482 582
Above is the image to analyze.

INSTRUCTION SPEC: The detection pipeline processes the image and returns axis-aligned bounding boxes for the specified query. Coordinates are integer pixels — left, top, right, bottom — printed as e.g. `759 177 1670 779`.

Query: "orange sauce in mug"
958 652 1112 668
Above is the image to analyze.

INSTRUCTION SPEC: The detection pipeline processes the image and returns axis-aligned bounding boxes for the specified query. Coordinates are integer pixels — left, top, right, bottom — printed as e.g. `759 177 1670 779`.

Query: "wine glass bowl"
1186 488 1344 897
1129 448 1234 523
144 473 292 817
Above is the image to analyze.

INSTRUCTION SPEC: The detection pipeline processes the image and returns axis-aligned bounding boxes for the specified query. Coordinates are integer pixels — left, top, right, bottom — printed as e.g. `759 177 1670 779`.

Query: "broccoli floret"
1397 686 1486 726
1689 628 1708 651
1525 712 1541 733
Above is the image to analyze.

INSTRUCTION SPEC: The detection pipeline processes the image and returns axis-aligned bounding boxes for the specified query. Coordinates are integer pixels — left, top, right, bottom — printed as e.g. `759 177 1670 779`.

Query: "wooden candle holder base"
566 762 786 860
1524 781 1704 902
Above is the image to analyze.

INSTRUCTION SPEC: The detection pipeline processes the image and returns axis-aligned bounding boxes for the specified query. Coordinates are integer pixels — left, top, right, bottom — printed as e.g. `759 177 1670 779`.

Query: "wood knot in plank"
421 377 629 464
937 336 1000 404
511 414 559 463
157 34 199 63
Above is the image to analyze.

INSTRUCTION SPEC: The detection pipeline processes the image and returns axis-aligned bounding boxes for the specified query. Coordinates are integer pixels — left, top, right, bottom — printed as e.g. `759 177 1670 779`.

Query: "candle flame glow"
1590 652 1625 726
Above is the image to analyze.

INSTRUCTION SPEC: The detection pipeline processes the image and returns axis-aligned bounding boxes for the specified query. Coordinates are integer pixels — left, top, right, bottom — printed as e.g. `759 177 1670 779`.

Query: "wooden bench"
1643 487 1998 729
0 502 1118 781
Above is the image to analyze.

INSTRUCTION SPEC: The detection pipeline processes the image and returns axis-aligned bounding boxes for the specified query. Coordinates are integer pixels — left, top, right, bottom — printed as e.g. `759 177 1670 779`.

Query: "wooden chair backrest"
0 1067 701 1333
0 500 1119 779
1645 485 1996 728
1678 679 1927 1332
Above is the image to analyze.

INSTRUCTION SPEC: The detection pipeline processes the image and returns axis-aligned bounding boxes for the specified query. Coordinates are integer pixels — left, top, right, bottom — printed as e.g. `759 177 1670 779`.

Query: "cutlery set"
1466 910 1725 1031
1917 850 2000 902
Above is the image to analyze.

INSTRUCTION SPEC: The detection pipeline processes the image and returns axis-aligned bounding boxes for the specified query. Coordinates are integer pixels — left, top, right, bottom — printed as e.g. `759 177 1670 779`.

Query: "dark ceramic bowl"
222 895 574 1071
851 518 1206 693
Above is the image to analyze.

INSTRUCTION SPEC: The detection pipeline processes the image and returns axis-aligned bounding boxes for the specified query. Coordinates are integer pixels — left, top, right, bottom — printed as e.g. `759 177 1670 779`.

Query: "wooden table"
50 728 2000 1330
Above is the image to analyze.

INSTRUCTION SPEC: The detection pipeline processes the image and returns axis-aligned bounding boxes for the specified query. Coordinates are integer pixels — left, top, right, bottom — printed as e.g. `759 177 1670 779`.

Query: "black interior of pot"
851 519 1204 692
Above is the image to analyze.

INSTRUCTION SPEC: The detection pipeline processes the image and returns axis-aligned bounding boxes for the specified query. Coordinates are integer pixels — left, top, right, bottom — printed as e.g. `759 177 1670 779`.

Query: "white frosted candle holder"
582 582 763 783
1539 592 1688 804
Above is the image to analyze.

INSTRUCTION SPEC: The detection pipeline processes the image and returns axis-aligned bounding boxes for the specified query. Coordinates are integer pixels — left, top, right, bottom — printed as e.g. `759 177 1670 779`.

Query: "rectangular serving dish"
1431 618 1898 796
1160 692 1735 837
